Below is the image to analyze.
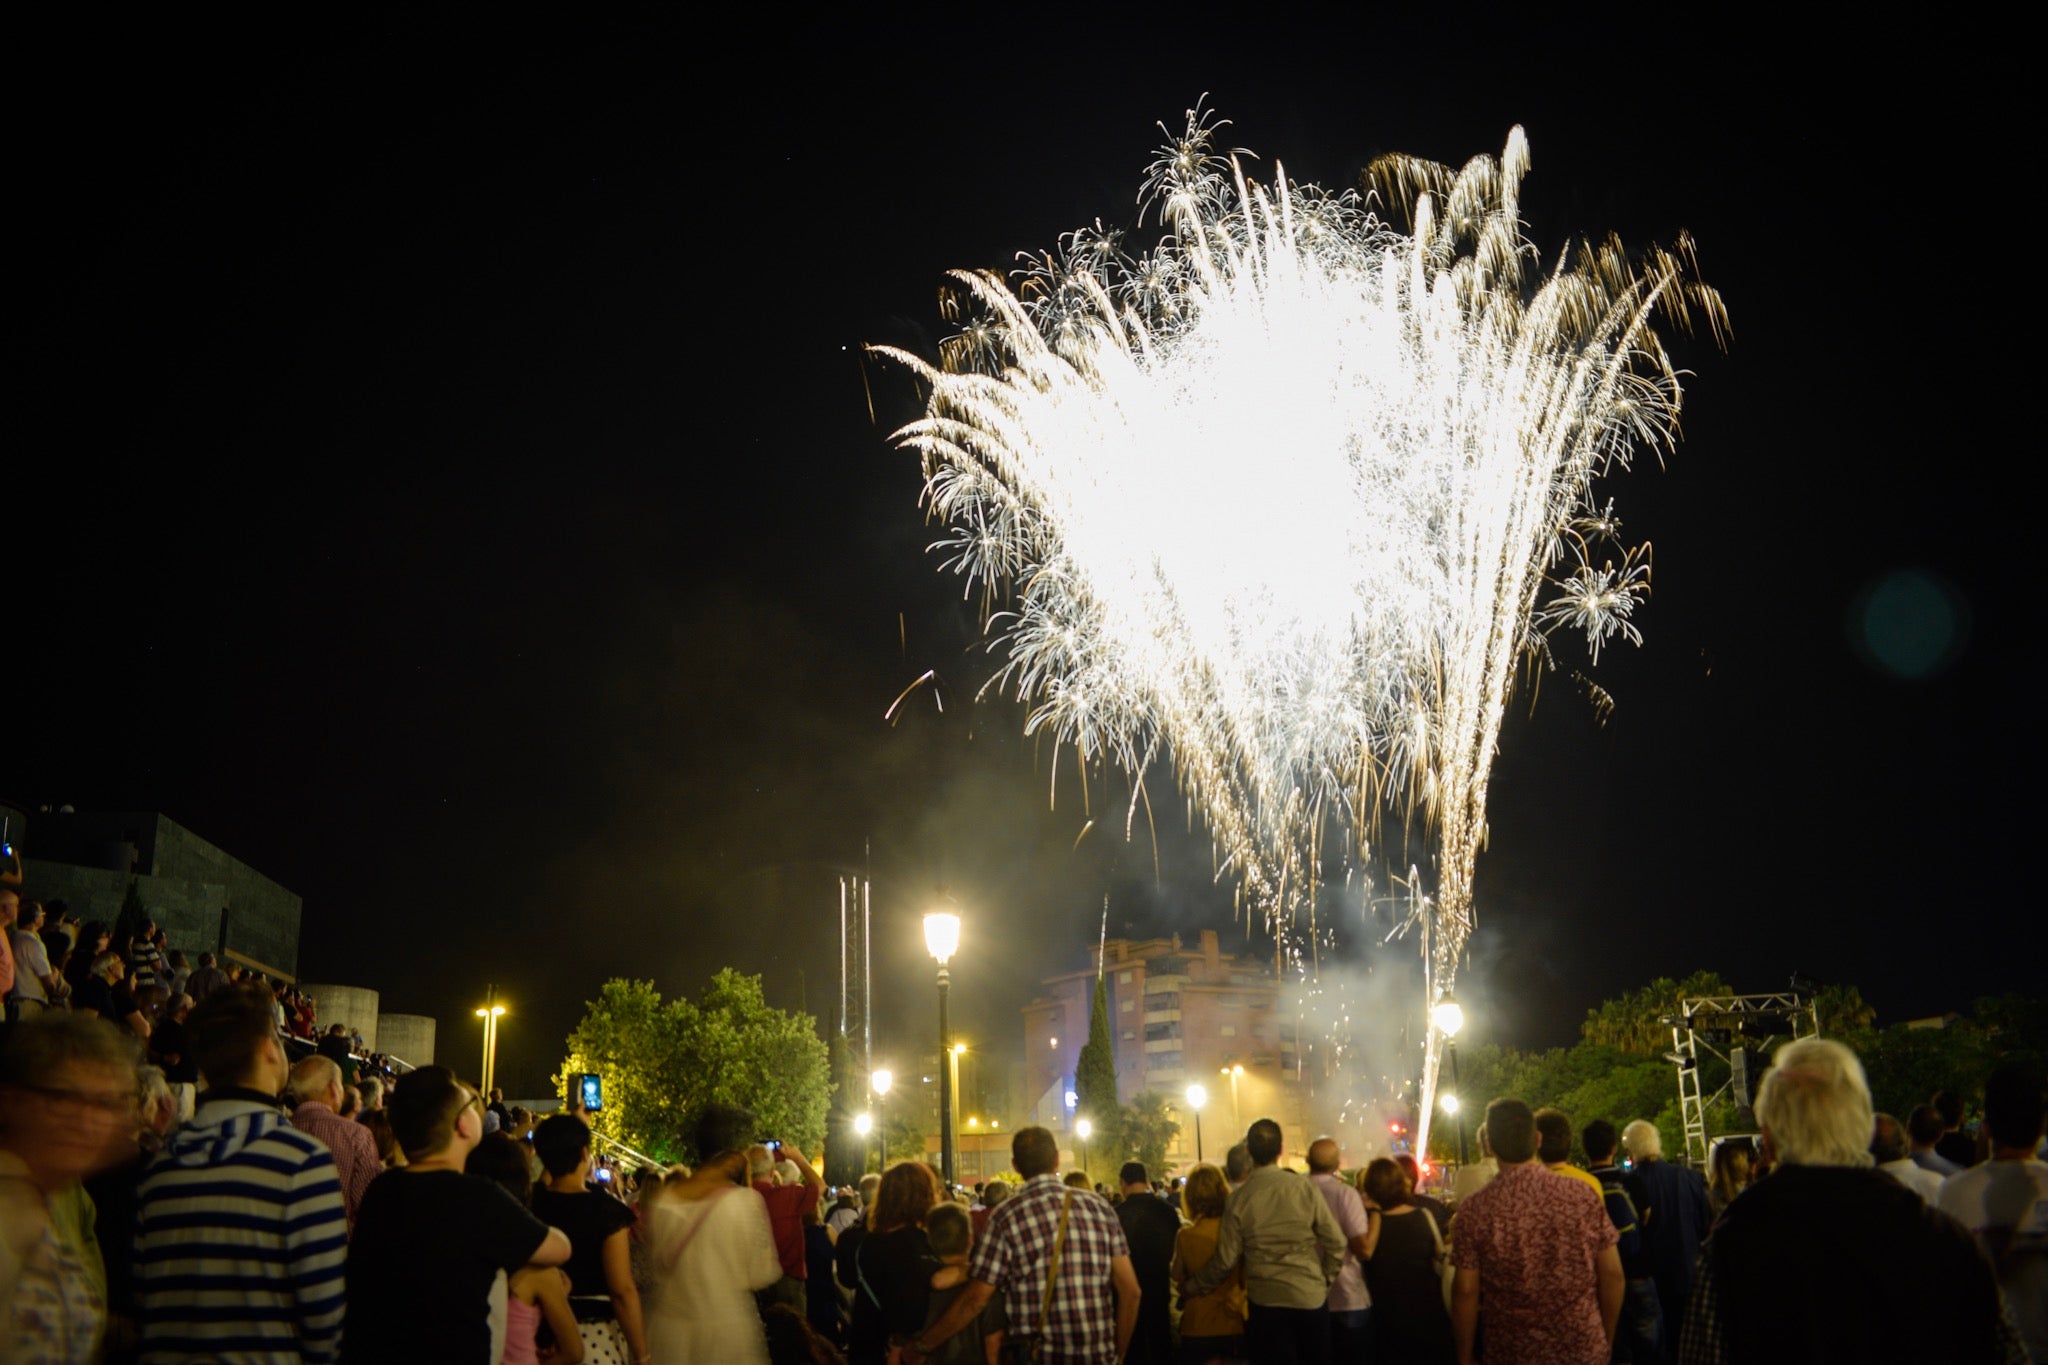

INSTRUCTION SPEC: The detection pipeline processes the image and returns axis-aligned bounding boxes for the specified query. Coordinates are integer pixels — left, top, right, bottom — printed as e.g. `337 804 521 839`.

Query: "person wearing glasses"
1 1010 140 1362
345 1067 571 1365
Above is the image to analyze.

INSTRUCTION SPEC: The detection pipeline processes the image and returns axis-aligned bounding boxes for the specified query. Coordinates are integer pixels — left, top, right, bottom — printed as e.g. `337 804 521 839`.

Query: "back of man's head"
1534 1108 1574 1164
745 1144 776 1181
535 1114 592 1178
1581 1119 1620 1165
288 1056 342 1107
1010 1125 1059 1179
390 1065 476 1162
1932 1089 1965 1127
1245 1118 1283 1166
1870 1112 1909 1163
1484 1098 1539 1164
1306 1137 1341 1174
1119 1160 1150 1188
1982 1062 2046 1151
1756 1037 1874 1168
1621 1119 1662 1162
1224 1142 1253 1184
1906 1104 1943 1148
692 1103 754 1164
983 1177 1010 1208
188 981 281 1090
858 1172 882 1206
199 952 217 967
927 1201 972 1258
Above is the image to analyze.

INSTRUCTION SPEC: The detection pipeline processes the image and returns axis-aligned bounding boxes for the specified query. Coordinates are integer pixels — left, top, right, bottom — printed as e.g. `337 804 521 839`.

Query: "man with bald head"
1307 1136 1374 1358
289 1054 381 1232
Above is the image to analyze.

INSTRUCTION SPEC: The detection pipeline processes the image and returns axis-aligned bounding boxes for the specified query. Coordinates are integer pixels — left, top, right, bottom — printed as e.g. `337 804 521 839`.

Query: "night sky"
11 12 2033 1098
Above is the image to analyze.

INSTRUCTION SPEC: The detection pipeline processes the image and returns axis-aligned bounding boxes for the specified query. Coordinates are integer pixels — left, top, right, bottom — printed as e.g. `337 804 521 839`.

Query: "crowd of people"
4 889 404 1111
5 872 2043 1365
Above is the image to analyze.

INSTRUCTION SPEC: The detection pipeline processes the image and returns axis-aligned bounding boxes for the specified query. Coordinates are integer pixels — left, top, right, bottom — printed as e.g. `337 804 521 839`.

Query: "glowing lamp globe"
1431 997 1465 1038
924 912 961 965
1185 1083 1208 1111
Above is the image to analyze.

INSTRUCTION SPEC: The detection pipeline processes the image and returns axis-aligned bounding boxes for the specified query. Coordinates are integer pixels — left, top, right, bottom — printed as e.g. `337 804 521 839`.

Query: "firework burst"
873 105 1723 1151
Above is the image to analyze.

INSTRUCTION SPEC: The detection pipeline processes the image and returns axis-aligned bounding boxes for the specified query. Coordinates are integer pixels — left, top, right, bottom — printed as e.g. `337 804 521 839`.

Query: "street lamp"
873 1069 893 1168
474 988 507 1097
1076 1117 1092 1177
1185 1083 1208 1162
925 911 961 1186
1433 994 1467 1166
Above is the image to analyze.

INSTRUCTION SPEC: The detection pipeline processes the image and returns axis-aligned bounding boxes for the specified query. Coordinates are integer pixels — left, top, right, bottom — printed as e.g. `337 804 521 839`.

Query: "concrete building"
4 803 302 980
1022 929 1306 1166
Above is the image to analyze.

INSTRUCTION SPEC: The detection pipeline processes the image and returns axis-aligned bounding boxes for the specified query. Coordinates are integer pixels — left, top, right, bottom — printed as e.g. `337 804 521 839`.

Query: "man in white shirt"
1306 1137 1373 1358
1935 1063 2048 1363
1870 1112 1944 1203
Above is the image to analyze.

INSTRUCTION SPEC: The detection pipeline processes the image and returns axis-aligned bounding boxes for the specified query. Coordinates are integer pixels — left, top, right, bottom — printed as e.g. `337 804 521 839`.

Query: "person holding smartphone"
747 1139 824 1320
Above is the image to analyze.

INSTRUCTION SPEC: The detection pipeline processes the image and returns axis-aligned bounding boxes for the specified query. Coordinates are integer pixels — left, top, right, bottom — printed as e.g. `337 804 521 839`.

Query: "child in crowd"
918 1203 1005 1365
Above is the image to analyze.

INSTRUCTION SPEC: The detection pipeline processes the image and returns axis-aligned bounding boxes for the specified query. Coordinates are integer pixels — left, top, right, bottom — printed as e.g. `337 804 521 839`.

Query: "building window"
1220 1025 1238 1037
1119 970 1134 984
1121 999 1134 1012
1122 1029 1136 1041
1049 1037 1058 1048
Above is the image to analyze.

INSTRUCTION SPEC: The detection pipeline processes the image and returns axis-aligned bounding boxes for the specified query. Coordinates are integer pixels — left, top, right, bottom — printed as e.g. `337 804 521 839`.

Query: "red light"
1420 1161 1432 1175
1389 1121 1404 1133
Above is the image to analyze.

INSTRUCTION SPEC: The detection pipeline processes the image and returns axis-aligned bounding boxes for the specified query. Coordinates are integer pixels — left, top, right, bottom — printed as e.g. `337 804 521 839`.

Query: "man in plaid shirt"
904 1126 1140 1365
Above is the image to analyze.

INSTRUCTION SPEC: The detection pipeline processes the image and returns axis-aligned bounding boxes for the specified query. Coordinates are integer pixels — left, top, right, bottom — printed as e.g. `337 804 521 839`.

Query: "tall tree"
1075 973 1118 1124
558 969 831 1165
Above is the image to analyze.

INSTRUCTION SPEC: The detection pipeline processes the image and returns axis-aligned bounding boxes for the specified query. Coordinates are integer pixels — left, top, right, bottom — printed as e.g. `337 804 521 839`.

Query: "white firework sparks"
874 105 1724 1153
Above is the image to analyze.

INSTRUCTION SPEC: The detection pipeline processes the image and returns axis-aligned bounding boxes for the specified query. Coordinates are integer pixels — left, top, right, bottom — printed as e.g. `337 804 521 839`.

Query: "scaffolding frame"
1670 991 1819 1169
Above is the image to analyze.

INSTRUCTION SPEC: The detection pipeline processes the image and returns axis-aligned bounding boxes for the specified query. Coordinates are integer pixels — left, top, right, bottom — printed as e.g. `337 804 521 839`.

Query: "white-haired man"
1678 1038 2027 1364
1622 1117 1709 1347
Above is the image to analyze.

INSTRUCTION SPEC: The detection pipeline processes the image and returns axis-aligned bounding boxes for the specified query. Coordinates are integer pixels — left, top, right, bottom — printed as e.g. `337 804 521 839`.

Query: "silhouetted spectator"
1680 1039 2025 1363
345 1065 569 1364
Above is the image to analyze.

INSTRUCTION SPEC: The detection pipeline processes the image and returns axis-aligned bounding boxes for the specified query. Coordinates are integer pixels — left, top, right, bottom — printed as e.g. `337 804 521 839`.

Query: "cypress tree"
1074 972 1119 1148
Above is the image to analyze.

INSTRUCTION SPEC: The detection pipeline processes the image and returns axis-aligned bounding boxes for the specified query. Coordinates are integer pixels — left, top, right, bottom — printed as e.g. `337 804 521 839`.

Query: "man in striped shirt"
134 981 348 1362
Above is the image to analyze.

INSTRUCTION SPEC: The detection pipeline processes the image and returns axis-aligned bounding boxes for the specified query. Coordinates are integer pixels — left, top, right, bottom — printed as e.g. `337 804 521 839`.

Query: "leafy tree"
1108 1090 1181 1178
557 970 831 1166
1578 971 1732 1054
878 1111 926 1174
1074 973 1118 1132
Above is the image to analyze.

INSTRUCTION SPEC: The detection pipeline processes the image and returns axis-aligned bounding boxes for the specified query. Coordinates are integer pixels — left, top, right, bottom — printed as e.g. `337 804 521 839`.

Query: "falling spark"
874 104 1723 1155
884 669 941 724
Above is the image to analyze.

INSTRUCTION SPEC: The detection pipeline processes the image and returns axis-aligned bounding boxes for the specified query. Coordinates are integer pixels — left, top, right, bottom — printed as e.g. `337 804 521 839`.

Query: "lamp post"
1186 1083 1208 1162
1432 994 1467 1166
873 1069 893 1168
474 988 507 1097
1076 1117 1092 1178
924 911 961 1186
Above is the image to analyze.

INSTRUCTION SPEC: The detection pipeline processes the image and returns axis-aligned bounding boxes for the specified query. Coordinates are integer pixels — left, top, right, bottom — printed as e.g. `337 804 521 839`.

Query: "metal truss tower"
1666 989 1819 1169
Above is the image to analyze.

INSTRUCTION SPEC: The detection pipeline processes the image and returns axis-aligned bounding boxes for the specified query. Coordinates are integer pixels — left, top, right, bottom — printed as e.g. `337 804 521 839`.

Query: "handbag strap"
1033 1189 1076 1341
1422 1206 1447 1256
654 1182 734 1276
